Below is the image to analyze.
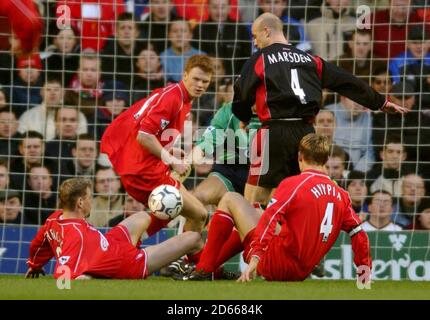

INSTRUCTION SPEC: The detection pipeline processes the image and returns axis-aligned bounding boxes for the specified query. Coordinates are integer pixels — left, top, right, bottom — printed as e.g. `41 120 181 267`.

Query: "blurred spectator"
56 0 125 51
0 108 21 157
45 107 81 159
172 0 239 24
325 144 349 187
9 131 56 190
238 0 259 22
108 193 145 226
409 198 430 230
139 0 177 54
94 81 130 140
0 159 10 191
193 57 227 125
23 165 56 225
389 26 430 109
314 109 336 144
0 87 7 109
66 54 104 119
0 190 24 224
59 134 98 182
216 77 234 106
18 78 88 141
372 81 430 175
102 12 145 88
361 190 402 231
11 54 43 117
371 66 392 95
326 96 374 172
88 167 123 227
44 28 80 86
393 173 426 227
288 0 323 22
346 170 368 214
192 0 251 76
333 29 386 85
306 0 356 60
132 47 165 102
160 20 205 82
367 137 411 197
370 0 427 59
251 0 311 52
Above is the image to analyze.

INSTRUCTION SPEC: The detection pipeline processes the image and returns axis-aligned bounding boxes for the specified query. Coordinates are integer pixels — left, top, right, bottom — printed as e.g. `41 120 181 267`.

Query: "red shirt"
371 10 427 59
251 169 371 276
27 210 144 279
0 0 42 53
101 81 192 177
56 0 125 51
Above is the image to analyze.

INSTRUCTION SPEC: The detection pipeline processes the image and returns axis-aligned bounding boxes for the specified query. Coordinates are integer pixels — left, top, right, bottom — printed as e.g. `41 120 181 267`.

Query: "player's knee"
192 190 209 206
219 192 241 211
184 231 203 250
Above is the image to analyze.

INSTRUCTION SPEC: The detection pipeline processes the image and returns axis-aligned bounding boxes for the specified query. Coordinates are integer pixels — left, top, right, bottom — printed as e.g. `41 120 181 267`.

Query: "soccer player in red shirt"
101 55 213 240
25 178 203 280
182 133 371 282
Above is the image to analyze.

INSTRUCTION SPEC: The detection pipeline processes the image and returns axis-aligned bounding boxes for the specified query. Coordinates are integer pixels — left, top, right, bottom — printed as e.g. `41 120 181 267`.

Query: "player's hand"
25 267 45 279
169 148 186 159
380 101 409 114
171 162 191 176
237 257 258 282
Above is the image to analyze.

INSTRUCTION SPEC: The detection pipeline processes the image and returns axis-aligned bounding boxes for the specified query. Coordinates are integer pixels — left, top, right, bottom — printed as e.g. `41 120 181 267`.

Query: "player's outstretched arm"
380 100 410 114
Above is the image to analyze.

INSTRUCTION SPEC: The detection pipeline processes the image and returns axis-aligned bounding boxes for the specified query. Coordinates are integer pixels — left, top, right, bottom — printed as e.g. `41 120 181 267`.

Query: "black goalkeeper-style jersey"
232 43 387 123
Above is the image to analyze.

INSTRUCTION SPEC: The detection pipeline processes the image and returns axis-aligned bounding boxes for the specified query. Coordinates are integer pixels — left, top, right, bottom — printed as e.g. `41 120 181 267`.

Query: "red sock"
187 248 203 264
196 210 234 273
214 228 244 270
146 214 171 237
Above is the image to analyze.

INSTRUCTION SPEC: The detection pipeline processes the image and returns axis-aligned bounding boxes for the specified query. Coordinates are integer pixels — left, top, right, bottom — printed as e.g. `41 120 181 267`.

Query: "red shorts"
242 230 306 281
120 172 180 205
106 225 149 279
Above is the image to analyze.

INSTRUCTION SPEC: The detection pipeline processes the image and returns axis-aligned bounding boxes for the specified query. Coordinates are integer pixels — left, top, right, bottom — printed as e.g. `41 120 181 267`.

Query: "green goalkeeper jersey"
196 102 261 164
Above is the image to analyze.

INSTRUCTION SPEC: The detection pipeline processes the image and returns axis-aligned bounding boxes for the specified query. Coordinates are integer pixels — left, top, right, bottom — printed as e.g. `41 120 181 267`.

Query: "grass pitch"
0 275 429 300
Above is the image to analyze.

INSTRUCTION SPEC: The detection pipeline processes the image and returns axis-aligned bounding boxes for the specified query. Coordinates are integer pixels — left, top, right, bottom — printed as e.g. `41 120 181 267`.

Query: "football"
148 185 183 220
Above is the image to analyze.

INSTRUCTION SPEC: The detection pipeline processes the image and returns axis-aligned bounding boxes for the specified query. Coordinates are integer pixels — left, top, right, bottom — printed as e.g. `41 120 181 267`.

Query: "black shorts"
210 163 249 195
247 120 315 188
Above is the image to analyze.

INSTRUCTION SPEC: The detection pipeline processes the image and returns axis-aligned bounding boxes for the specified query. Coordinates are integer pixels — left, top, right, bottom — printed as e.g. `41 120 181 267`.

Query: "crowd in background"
0 0 429 231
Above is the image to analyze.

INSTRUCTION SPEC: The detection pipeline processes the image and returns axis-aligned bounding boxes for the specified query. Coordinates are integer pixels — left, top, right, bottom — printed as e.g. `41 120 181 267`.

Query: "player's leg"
192 175 229 205
194 192 260 275
180 184 208 233
145 231 204 275
244 184 273 205
217 192 261 240
119 211 151 246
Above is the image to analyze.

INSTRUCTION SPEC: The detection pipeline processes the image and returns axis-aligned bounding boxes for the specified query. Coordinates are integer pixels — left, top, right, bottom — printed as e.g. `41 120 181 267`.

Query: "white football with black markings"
148 185 183 220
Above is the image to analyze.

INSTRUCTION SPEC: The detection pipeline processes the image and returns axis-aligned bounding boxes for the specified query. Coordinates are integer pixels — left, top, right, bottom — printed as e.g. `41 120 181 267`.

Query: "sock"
146 213 171 237
214 228 244 270
195 210 234 273
186 248 203 264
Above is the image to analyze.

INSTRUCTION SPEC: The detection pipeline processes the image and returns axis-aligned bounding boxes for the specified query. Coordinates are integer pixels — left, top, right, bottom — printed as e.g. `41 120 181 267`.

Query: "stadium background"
0 0 430 282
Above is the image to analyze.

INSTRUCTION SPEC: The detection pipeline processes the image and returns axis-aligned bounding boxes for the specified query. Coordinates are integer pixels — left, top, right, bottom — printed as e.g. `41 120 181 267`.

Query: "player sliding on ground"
180 134 372 282
25 178 203 280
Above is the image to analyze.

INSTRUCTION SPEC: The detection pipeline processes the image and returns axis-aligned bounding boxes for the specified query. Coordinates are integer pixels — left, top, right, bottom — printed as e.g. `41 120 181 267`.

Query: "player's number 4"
291 69 306 104
320 202 334 242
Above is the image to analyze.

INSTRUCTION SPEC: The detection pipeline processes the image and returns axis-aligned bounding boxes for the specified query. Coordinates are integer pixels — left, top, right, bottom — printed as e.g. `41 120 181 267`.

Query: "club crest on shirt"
160 119 170 129
267 198 277 208
99 232 109 251
59 256 70 265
